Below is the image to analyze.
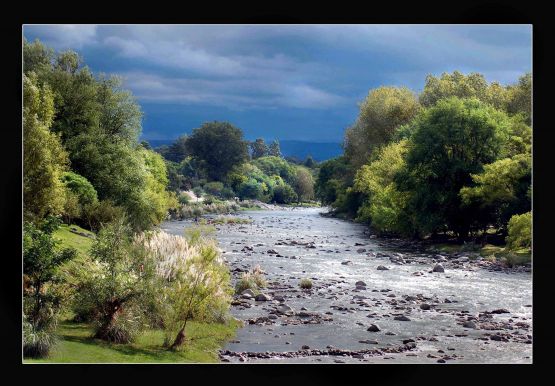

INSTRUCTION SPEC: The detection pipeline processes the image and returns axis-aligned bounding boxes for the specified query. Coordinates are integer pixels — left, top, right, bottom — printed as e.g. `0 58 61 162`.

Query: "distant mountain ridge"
145 139 343 162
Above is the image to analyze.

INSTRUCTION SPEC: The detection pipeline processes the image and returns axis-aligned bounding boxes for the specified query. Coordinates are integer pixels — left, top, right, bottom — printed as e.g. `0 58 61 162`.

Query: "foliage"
505 73 532 125
203 181 225 197
23 73 69 221
250 138 269 159
72 218 153 343
396 97 513 239
460 153 531 232
506 212 532 251
235 266 267 294
272 183 298 204
61 171 98 208
299 279 313 289
163 135 189 163
293 166 315 202
344 86 420 169
315 156 351 206
141 227 233 350
252 156 297 185
23 216 77 358
353 140 413 235
186 121 249 180
268 139 281 157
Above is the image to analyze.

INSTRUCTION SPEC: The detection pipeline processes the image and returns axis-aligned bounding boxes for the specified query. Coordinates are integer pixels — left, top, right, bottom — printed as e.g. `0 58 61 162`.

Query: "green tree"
293 166 315 202
164 135 189 163
344 86 420 170
353 140 413 235
252 156 297 185
23 216 77 357
185 121 249 180
23 73 69 221
268 139 281 157
250 138 268 159
396 97 512 239
73 218 153 343
315 156 350 206
506 211 532 250
506 73 532 125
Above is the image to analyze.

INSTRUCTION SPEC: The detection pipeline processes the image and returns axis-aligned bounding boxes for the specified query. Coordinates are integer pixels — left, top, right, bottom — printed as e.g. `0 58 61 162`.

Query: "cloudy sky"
23 25 532 143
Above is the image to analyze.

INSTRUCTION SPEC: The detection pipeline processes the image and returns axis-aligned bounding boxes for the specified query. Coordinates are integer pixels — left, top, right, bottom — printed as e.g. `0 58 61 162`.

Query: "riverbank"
25 319 240 363
161 207 532 363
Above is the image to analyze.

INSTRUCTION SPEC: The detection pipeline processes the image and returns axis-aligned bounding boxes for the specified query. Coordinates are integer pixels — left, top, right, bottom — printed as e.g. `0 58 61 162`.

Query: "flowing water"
161 207 532 364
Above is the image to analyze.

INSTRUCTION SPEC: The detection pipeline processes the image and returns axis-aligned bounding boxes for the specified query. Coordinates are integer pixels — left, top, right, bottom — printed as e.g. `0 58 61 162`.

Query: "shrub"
84 199 126 232
23 319 56 359
192 186 204 199
235 266 267 294
299 279 313 289
506 211 532 250
273 184 298 204
72 217 154 343
203 181 225 197
178 192 190 205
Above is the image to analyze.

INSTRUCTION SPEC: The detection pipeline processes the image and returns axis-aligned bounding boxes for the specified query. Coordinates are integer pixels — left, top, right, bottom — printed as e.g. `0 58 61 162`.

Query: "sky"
23 25 532 143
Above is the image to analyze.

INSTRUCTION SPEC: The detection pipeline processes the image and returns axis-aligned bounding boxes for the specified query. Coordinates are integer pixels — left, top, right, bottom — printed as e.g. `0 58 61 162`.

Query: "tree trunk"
170 326 186 350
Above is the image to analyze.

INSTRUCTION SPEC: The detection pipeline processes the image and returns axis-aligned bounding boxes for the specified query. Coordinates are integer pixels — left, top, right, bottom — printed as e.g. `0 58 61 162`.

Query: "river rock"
420 303 431 310
377 265 389 271
355 281 367 287
394 315 411 321
463 321 477 329
341 260 352 265
357 248 366 253
276 304 294 315
367 324 380 332
255 293 273 301
433 264 445 273
241 289 256 297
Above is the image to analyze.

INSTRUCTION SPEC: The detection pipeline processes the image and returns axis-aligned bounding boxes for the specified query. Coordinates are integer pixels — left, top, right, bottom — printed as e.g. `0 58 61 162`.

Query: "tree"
315 156 350 206
268 139 281 157
460 153 531 233
506 211 532 250
250 138 268 159
23 73 69 221
419 71 510 110
252 156 297 185
303 155 316 168
353 140 413 235
73 218 153 343
396 97 512 240
273 184 298 204
24 216 77 357
506 73 532 125
185 121 249 180
164 135 189 163
344 86 420 170
293 166 315 202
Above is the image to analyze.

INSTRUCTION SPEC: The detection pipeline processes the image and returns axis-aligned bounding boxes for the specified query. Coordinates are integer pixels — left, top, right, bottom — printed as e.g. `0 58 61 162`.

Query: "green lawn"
25 319 240 363
53 224 94 258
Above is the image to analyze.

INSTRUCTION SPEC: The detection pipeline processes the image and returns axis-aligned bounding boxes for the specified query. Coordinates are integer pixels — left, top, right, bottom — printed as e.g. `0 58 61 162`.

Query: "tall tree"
164 135 189 163
268 139 281 157
23 73 69 221
250 138 268 159
185 121 249 180
396 97 512 240
344 86 420 170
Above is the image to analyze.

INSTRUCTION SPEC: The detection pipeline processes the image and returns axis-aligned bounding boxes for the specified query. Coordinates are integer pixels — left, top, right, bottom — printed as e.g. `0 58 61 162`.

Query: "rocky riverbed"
161 207 532 364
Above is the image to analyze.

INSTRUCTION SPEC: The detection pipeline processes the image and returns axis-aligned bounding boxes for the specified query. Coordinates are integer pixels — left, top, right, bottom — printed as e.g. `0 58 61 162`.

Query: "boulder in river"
341 260 352 265
462 321 477 329
241 289 256 297
255 293 273 301
433 264 445 273
367 324 381 332
377 265 389 271
394 315 411 321
420 303 431 310
355 280 367 287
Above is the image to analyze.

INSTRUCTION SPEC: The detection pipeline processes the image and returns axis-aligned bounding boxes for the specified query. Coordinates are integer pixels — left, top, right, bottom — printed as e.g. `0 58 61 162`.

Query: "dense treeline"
156 126 317 206
316 71 531 250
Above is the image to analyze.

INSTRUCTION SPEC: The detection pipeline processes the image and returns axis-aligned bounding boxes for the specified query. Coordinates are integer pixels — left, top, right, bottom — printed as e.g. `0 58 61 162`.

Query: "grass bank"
430 242 531 266
25 319 240 363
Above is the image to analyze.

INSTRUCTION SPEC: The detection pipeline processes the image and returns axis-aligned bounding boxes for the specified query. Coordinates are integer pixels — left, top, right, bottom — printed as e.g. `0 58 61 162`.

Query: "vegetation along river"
161 207 532 364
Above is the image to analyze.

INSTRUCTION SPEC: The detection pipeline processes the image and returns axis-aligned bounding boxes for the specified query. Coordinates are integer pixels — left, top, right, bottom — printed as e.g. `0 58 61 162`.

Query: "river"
161 207 532 364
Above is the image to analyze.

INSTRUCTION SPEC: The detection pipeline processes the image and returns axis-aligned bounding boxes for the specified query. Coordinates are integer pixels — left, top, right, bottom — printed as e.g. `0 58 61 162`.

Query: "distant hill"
144 139 343 162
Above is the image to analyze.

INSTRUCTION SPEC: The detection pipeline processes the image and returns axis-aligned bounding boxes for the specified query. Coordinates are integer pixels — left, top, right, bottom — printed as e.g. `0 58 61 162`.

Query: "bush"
506 211 532 250
23 319 56 358
273 184 298 204
84 199 126 232
178 192 191 205
203 181 225 197
235 266 267 294
192 186 204 199
299 279 313 289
